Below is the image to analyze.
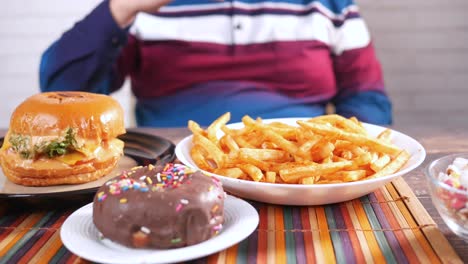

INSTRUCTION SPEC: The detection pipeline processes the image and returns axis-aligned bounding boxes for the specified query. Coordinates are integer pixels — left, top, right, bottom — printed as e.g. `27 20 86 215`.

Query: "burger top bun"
9 91 125 140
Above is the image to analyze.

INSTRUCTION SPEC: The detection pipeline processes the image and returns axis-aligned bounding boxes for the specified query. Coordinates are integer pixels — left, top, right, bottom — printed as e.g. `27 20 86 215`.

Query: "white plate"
60 195 259 264
0 131 175 199
175 117 426 205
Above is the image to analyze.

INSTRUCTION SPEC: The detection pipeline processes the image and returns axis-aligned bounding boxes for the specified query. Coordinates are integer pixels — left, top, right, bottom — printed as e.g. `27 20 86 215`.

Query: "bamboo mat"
0 177 462 264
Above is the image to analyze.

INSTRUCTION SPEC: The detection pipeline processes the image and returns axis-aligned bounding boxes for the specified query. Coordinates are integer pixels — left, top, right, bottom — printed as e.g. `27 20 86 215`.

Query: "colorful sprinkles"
99 164 201 201
97 191 107 202
140 226 151 234
213 224 223 231
171 238 182 244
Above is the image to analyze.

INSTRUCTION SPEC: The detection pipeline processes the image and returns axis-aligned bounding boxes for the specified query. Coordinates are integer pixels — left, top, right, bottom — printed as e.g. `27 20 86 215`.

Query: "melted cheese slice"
55 138 124 165
1 131 124 166
54 151 87 165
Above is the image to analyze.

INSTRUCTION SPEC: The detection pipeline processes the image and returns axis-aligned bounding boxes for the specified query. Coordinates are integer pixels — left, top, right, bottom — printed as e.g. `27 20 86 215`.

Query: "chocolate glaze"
92 163 224 249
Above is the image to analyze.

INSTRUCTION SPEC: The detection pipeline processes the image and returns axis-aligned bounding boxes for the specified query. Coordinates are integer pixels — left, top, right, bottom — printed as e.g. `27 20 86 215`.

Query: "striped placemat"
0 177 462 264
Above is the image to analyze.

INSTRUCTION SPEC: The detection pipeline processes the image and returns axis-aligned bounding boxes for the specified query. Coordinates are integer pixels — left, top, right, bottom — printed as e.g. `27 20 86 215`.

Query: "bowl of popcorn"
426 153 468 241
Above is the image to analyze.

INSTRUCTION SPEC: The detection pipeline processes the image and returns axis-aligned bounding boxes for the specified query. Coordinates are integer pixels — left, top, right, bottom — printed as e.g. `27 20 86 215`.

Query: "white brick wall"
1 0 135 128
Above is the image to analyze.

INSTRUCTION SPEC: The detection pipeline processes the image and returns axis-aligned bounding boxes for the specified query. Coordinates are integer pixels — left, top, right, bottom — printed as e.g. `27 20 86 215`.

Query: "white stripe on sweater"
130 12 369 54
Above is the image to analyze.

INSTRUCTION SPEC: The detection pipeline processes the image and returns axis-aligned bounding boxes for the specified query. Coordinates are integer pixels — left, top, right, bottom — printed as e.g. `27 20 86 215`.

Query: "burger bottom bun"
0 152 121 186
2 162 118 186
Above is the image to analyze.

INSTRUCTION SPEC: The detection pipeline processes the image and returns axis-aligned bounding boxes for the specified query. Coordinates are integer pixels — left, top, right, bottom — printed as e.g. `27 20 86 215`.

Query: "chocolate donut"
92 163 224 249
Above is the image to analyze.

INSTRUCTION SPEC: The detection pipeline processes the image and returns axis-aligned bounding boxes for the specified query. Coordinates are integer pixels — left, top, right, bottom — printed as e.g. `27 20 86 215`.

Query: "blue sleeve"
334 90 393 125
39 0 128 94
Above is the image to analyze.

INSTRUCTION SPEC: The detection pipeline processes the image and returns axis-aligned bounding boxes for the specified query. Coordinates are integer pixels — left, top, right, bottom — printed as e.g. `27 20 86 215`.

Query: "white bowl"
175 118 426 205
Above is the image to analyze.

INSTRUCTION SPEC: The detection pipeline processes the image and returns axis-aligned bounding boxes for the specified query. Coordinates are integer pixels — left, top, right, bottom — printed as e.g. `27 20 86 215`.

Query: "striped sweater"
39 0 392 127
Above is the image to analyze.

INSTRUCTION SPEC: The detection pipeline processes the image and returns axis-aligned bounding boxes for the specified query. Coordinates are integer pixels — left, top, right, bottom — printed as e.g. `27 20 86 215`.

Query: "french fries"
188 112 411 184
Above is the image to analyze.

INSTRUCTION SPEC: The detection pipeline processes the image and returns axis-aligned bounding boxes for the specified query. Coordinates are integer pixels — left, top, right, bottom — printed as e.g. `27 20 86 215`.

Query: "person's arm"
39 0 173 94
330 5 392 125
39 0 131 94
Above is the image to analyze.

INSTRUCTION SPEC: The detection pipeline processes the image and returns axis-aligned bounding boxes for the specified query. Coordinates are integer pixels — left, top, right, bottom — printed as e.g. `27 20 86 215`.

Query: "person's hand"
110 0 173 28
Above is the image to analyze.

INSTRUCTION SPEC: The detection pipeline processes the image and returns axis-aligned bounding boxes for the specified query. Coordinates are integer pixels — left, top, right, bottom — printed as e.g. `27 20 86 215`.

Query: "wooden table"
1 122 467 262
134 123 468 262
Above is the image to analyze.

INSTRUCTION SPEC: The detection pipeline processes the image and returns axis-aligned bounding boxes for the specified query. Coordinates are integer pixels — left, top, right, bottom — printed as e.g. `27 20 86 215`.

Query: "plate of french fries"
175 113 426 205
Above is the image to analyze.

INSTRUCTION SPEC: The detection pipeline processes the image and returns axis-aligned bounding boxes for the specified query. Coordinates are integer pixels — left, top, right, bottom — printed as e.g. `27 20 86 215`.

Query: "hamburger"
0 91 126 186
